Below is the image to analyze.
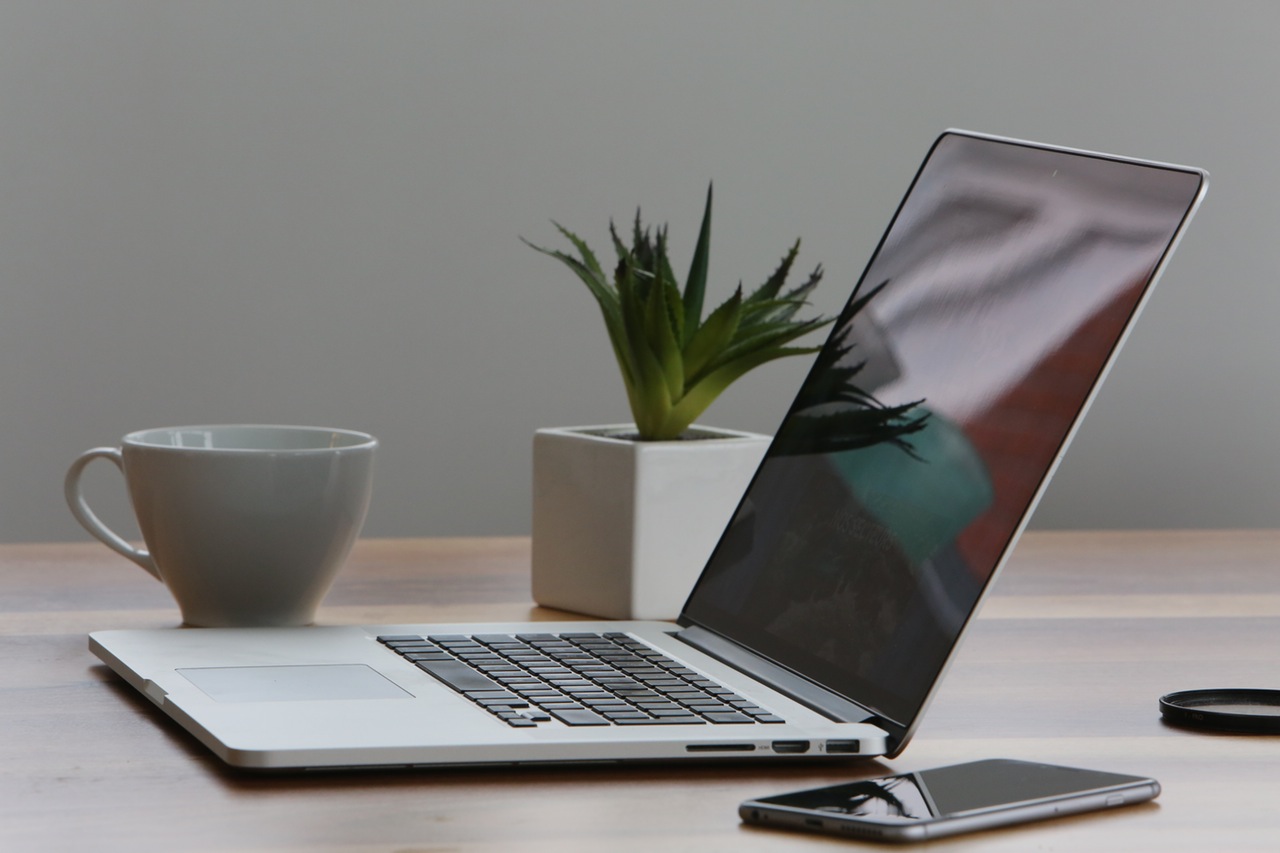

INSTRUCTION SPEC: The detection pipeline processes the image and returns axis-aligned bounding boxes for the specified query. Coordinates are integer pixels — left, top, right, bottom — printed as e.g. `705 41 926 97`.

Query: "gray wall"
4 1 1277 544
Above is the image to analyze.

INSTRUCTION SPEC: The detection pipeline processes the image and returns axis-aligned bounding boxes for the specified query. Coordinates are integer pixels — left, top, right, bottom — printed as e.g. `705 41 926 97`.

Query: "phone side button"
1106 794 1126 807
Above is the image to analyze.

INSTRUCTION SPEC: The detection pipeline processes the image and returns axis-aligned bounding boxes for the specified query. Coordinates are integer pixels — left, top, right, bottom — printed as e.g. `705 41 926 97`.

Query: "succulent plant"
523 184 832 441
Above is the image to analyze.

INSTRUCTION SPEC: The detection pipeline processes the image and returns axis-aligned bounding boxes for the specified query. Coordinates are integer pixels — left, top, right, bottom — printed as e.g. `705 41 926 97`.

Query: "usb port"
771 740 810 754
824 740 861 754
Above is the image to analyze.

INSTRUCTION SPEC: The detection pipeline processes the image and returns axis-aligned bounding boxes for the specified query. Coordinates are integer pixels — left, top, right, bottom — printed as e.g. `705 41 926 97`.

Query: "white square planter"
531 425 770 620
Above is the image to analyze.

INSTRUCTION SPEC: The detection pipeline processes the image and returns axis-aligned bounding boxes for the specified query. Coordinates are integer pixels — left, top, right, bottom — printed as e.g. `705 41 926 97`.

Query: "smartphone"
739 758 1159 843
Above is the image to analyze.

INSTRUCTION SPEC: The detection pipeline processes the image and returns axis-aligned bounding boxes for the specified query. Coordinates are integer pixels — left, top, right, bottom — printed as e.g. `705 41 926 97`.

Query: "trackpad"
178 664 412 702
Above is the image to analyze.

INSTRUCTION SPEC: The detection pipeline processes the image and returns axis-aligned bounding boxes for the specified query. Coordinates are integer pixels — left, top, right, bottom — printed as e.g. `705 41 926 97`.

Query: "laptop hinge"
674 626 878 724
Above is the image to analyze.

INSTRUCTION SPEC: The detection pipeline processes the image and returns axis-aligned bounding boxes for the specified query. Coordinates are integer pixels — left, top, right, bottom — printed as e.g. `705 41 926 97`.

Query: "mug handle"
64 448 162 581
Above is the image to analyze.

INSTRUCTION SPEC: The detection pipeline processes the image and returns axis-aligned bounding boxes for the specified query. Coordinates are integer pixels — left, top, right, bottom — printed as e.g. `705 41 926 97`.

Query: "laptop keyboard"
377 631 786 728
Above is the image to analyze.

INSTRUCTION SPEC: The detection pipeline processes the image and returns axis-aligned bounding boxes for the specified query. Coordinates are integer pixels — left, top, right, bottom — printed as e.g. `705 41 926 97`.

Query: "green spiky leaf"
682 287 743 382
525 184 840 441
683 184 713 339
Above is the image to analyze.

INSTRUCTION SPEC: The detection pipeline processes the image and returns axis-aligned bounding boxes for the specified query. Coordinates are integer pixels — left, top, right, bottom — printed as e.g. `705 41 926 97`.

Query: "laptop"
90 131 1207 770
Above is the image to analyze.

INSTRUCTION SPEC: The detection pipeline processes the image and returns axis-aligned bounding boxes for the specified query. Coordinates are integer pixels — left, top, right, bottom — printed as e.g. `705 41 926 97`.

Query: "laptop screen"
681 131 1205 731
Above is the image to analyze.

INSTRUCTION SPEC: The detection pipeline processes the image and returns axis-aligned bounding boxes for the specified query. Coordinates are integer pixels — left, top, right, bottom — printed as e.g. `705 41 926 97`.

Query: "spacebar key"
415 660 503 694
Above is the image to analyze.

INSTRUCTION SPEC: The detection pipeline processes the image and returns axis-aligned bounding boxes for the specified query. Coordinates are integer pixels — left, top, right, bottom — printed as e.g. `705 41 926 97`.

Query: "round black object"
1160 689 1280 733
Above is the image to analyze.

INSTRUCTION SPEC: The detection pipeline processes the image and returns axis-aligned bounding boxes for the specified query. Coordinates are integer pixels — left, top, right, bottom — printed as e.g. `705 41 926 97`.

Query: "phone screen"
742 759 1159 841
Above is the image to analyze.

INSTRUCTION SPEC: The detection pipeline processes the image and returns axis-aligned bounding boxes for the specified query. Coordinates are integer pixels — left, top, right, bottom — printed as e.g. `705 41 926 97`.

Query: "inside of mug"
126 425 374 451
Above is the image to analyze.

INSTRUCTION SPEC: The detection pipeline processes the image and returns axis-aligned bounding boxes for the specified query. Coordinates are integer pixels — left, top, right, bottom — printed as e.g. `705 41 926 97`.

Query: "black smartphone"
740 758 1160 843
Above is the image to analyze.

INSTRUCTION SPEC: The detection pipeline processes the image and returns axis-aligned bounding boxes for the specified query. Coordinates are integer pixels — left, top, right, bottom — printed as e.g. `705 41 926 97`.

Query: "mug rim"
122 424 378 452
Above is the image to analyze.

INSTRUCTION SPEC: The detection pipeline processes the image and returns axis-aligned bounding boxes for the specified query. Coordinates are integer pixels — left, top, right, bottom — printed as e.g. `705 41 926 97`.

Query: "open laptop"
90 131 1207 770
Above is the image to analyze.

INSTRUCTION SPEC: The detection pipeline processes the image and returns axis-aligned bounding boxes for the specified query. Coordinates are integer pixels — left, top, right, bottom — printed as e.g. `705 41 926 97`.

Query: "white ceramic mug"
65 425 377 627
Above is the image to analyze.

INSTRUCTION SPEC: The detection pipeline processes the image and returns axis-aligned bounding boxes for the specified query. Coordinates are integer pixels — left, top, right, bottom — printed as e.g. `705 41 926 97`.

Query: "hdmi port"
771 740 810 754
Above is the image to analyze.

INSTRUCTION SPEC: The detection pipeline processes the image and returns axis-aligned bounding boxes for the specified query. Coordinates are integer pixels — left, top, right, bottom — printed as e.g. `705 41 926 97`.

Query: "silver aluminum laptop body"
90 131 1207 770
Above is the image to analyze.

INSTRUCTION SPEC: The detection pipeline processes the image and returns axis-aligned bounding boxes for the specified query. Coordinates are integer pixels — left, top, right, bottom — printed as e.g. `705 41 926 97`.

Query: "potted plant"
523 184 833 619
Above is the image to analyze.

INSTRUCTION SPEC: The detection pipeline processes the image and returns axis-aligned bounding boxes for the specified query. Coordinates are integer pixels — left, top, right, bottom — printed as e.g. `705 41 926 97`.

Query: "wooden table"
4 531 1279 851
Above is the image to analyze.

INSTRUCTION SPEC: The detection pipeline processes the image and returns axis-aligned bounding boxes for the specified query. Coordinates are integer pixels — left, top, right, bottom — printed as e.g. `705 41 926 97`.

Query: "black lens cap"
1160 689 1280 733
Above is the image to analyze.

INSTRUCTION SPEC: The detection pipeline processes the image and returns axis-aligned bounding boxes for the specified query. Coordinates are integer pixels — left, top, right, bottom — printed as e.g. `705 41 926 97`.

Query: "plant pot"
531 424 770 620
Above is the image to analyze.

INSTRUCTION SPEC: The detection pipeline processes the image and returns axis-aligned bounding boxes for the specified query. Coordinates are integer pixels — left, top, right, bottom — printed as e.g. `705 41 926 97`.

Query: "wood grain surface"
3 531 1279 851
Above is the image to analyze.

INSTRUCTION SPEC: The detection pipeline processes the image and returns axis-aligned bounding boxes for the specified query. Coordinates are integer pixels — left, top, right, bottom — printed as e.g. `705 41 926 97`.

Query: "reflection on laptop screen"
682 132 1205 728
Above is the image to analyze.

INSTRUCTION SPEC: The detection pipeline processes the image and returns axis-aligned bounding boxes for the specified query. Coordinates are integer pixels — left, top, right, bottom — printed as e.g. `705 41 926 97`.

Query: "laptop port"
771 740 810 754
685 743 756 753
824 740 861 754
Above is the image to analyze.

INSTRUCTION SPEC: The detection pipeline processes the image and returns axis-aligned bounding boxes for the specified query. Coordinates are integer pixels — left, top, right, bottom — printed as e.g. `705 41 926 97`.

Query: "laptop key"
593 707 645 716
702 712 754 724
401 652 452 662
472 634 518 645
666 690 712 700
548 708 610 726
465 690 522 702
415 659 504 694
518 690 567 702
505 717 539 728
